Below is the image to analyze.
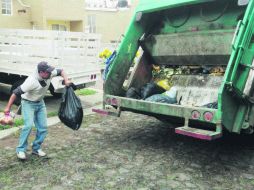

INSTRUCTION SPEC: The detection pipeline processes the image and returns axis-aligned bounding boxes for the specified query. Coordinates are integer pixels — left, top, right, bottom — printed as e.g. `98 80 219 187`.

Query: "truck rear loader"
94 0 254 140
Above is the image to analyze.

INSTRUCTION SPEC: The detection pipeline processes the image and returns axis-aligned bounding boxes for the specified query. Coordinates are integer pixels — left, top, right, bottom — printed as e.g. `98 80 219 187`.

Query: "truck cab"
94 0 254 140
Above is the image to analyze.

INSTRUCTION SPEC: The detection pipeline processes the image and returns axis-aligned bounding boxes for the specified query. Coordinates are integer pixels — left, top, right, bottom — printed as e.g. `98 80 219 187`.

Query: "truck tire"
10 80 24 105
49 84 62 98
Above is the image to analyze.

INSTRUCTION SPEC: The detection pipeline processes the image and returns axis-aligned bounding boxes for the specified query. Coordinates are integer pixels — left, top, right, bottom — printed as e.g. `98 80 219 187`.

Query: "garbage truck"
93 0 254 140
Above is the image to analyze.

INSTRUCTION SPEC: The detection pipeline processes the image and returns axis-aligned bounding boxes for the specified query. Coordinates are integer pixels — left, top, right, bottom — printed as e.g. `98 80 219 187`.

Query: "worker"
4 61 71 160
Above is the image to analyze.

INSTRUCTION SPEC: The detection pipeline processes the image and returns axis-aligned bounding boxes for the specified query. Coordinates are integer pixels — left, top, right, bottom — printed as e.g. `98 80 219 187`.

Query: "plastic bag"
58 86 83 130
140 82 165 99
0 112 15 126
202 102 218 109
126 87 141 99
103 51 117 81
164 86 177 99
145 94 177 104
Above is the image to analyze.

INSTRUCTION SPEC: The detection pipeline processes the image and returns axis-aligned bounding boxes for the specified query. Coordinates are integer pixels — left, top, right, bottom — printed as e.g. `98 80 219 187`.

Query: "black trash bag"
58 86 83 130
126 87 141 99
140 82 165 99
145 94 177 104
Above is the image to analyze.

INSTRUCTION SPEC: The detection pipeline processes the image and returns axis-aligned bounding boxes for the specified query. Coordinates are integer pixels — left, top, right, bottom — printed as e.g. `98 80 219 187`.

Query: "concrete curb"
0 127 21 140
0 104 103 140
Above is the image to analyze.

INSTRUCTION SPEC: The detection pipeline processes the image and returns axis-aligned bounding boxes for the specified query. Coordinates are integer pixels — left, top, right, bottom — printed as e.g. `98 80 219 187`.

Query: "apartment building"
0 0 84 31
0 0 138 42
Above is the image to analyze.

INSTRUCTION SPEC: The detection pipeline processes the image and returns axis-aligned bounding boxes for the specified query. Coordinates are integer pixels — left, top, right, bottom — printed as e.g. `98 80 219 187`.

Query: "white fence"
0 29 101 76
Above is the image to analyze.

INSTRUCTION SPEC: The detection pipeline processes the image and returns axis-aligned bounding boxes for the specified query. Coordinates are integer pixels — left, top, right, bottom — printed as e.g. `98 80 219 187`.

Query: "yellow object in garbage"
157 79 171 90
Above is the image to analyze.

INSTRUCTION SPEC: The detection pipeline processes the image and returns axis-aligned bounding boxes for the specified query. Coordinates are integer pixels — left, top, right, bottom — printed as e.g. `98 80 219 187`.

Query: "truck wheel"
11 80 24 105
49 84 62 98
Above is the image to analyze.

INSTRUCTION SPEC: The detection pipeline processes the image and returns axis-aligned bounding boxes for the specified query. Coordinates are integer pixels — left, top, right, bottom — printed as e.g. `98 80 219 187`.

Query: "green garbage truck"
93 0 254 140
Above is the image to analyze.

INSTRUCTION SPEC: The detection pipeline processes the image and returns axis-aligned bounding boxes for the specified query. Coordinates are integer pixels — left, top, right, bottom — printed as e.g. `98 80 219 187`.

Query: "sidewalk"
0 88 103 140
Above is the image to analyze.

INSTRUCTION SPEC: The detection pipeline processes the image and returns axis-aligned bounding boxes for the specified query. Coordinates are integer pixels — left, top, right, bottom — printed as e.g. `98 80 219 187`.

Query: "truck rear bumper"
104 95 220 124
99 95 223 140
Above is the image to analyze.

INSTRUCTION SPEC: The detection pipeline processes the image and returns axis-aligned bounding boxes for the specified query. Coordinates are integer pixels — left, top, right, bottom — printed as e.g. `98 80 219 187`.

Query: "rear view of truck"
94 0 254 140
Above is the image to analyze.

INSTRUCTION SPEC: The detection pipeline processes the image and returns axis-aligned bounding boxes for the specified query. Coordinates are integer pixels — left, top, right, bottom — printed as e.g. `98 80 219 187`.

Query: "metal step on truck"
93 0 254 140
0 29 101 101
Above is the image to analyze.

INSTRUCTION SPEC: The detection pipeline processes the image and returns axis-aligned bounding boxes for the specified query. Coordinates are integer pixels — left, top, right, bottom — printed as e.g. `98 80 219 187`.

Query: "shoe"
17 152 26 160
32 149 47 157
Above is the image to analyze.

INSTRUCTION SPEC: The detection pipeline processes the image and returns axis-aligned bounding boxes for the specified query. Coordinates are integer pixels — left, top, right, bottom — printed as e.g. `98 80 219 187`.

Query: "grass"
0 124 11 130
75 89 97 96
13 118 24 127
47 111 58 117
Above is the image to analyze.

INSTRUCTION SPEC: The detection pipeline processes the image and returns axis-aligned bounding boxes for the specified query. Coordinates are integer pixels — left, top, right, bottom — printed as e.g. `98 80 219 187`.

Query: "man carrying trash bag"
4 62 71 160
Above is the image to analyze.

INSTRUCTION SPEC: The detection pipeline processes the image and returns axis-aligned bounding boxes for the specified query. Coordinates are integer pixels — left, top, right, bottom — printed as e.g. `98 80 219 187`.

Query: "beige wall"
85 0 138 43
42 0 85 31
90 11 134 43
0 0 32 29
42 0 84 21
26 0 44 30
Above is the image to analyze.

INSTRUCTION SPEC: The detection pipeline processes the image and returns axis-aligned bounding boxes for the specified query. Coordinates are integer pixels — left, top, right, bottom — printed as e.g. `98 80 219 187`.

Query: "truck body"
0 29 101 97
94 0 254 140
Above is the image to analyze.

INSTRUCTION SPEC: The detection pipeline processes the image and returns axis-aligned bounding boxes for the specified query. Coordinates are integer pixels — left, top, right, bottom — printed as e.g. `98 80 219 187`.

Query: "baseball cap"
37 62 54 73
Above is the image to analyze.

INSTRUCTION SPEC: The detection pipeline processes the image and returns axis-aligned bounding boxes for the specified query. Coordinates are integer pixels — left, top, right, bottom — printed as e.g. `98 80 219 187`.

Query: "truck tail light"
191 110 200 119
203 112 213 122
90 74 96 80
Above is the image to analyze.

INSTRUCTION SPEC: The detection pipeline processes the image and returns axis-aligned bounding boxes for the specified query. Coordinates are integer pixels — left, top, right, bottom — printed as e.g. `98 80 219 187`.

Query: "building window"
85 0 131 11
87 15 96 33
52 24 67 31
2 0 12 15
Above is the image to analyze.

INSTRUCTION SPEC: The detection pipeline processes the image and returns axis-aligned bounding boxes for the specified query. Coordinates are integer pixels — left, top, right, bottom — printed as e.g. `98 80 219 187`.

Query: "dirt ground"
1 111 254 190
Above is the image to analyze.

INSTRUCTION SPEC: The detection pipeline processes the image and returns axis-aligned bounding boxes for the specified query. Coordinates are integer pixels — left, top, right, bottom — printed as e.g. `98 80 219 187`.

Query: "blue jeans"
16 100 47 153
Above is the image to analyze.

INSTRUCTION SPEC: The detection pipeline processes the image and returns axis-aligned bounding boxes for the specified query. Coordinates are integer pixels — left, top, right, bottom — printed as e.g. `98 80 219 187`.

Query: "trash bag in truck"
126 87 141 99
58 86 83 130
145 94 177 104
140 82 165 99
